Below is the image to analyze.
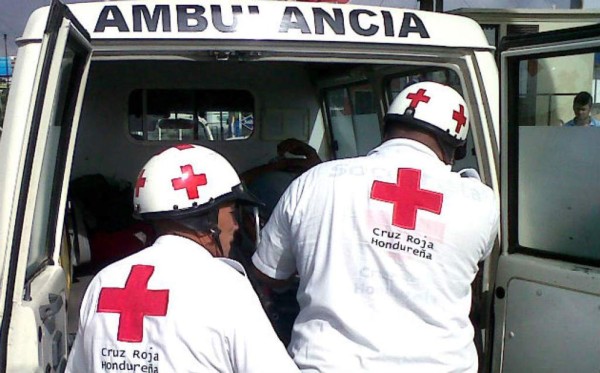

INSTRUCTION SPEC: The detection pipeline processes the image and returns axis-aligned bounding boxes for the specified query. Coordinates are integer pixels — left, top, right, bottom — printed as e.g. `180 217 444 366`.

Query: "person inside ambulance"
251 82 499 372
241 138 321 221
66 144 299 373
236 138 320 345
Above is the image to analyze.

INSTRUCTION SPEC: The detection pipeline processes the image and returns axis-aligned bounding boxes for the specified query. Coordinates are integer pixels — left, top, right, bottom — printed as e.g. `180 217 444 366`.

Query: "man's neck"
384 130 452 165
575 117 592 126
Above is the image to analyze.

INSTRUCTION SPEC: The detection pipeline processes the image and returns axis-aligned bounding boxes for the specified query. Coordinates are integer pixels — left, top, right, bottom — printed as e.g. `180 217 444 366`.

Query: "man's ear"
195 231 218 256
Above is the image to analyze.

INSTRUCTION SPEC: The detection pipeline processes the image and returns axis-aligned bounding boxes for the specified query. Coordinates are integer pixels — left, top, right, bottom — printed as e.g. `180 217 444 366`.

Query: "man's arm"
251 262 296 291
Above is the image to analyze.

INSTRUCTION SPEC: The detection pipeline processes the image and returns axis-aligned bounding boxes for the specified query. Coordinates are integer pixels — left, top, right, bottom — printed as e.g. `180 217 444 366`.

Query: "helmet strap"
177 210 225 256
435 136 459 165
209 226 225 257
454 143 467 161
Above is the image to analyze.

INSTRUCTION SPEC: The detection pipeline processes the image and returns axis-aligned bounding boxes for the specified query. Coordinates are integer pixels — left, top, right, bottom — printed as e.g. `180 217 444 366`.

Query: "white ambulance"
0 0 597 372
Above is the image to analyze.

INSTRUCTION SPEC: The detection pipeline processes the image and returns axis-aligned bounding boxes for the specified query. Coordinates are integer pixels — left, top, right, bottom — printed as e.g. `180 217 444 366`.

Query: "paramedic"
564 91 600 127
252 82 499 372
66 144 299 373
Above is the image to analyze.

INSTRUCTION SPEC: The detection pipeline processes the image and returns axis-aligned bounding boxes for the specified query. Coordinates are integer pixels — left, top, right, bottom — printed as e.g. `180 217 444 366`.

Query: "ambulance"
0 0 597 371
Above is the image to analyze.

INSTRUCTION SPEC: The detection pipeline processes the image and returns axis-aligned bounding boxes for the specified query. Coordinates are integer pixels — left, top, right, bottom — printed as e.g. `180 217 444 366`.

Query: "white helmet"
385 81 470 147
133 144 258 221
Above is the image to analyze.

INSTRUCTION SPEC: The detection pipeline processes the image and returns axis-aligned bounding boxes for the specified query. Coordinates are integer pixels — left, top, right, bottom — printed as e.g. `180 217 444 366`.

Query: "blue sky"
1 0 598 56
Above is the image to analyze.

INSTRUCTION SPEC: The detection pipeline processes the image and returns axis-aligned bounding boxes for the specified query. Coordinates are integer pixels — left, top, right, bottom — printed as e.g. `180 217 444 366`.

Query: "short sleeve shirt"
66 235 299 373
564 117 600 127
252 139 499 373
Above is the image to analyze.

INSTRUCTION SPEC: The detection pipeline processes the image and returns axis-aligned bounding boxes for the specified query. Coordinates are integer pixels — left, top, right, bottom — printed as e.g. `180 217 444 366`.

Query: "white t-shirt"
66 235 299 373
252 139 499 373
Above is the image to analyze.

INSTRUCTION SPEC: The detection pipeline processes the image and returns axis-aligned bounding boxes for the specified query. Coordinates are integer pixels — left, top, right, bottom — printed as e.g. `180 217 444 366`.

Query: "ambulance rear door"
493 24 600 373
0 0 91 371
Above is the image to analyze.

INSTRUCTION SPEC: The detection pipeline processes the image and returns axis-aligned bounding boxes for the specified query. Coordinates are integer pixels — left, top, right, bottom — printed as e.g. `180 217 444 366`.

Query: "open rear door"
0 1 91 371
492 25 600 372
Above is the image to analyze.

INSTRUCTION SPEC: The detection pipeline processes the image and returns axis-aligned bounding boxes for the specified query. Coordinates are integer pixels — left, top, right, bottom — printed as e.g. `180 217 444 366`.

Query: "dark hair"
573 91 593 107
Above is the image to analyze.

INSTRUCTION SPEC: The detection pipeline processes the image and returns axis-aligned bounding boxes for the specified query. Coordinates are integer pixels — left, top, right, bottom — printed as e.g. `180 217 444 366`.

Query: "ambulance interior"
60 53 486 349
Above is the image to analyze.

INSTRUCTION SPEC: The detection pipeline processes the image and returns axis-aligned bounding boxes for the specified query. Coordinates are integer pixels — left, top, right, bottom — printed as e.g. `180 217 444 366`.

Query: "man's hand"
276 138 321 170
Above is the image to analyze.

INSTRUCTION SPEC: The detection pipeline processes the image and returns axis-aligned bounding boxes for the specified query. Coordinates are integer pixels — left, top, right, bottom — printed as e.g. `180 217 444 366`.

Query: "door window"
386 67 462 102
324 83 379 159
506 49 600 263
27 36 89 277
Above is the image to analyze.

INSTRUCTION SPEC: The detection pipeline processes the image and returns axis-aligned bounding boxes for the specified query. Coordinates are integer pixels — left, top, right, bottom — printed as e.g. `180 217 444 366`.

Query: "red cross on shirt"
406 89 431 108
135 170 146 197
171 164 207 200
370 168 443 230
97 265 169 343
453 104 467 133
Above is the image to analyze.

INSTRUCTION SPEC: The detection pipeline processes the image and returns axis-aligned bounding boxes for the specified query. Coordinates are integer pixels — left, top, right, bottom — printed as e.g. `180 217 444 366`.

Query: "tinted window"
324 83 380 159
128 89 254 142
28 38 88 277
507 50 600 263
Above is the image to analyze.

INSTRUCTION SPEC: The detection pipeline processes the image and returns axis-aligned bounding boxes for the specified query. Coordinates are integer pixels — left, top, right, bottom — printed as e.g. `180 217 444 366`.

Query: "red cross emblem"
97 265 169 343
370 168 443 230
406 89 431 108
134 170 146 197
171 164 207 200
453 104 467 133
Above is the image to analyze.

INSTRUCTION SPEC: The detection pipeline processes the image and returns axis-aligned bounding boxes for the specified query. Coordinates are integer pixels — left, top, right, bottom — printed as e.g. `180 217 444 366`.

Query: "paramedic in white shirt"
252 82 500 373
66 144 299 373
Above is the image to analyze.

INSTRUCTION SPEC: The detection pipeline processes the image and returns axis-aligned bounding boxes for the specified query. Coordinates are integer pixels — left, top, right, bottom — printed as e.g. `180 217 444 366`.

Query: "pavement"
67 264 98 336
